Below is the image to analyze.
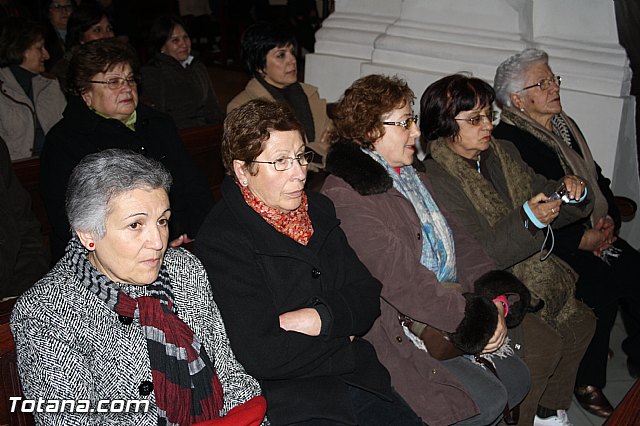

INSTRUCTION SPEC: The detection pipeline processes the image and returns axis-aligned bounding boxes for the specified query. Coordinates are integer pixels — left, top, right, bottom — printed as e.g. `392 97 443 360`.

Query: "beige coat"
0 67 65 160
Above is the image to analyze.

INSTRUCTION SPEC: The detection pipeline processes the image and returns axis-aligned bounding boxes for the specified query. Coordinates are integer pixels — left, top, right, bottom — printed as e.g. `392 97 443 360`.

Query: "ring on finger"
551 207 556 213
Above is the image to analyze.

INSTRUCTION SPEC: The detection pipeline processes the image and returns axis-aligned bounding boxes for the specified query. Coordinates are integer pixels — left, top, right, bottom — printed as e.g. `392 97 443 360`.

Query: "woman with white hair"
493 48 640 419
11 149 266 425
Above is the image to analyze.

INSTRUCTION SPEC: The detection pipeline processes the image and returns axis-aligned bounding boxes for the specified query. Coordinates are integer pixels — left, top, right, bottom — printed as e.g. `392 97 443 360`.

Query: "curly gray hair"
66 149 172 239
494 48 549 107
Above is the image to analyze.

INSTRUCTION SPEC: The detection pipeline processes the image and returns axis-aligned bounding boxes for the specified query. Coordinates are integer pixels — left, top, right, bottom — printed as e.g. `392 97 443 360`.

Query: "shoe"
628 358 639 379
574 385 613 418
534 410 573 426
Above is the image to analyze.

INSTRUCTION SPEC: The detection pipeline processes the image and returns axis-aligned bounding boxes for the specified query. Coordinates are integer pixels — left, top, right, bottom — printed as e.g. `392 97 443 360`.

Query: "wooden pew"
604 379 640 425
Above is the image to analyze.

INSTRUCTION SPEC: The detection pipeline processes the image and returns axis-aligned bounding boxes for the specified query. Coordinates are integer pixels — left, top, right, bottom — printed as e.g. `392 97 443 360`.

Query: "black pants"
289 385 424 425
556 237 640 388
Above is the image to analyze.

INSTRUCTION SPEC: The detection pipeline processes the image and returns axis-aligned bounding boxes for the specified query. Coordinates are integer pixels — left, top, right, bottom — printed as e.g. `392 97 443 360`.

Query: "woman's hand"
481 301 507 354
527 193 562 225
169 233 194 248
279 308 322 336
579 228 608 252
561 175 586 201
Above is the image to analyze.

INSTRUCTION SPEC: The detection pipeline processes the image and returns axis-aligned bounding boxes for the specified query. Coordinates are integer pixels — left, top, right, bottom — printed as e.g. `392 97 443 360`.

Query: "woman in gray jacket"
11 149 265 425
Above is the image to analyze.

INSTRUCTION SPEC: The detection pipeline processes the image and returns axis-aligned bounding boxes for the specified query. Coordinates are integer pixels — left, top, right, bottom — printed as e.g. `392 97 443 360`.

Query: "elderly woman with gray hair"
493 48 640 419
11 149 266 426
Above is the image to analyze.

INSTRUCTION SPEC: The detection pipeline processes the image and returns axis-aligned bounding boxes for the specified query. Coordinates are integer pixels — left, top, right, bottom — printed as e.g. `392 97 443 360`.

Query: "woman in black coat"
196 99 423 425
41 38 213 262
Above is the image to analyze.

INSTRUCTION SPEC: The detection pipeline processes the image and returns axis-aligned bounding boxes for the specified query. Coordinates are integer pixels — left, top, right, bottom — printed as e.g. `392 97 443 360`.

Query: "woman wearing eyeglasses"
493 48 640 419
321 74 531 425
41 38 213 262
196 98 425 425
421 73 596 426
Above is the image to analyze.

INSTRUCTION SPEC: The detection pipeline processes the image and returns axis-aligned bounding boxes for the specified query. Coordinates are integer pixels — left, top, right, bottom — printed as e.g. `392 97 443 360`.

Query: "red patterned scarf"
238 181 314 245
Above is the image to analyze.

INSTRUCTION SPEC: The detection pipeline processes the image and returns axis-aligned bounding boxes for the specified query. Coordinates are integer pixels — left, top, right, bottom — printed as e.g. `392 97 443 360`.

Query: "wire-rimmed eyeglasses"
251 151 315 171
87 77 139 90
454 110 498 126
519 75 562 92
382 114 419 129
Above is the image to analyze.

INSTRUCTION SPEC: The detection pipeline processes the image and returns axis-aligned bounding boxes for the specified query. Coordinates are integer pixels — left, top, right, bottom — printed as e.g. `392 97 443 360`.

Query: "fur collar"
325 139 425 195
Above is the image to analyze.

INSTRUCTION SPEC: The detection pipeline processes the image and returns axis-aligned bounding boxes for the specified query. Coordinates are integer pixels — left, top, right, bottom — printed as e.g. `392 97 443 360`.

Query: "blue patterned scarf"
363 149 457 282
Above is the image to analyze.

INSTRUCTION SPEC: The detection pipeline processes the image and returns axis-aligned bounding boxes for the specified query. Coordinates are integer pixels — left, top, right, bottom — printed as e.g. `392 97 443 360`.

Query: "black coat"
196 177 392 425
41 96 213 261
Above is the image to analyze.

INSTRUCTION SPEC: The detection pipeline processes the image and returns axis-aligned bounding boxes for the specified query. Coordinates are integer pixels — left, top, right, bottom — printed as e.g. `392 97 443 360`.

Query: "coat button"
311 268 321 279
118 315 133 325
432 369 437 375
396 336 403 343
138 380 154 396
417 233 421 240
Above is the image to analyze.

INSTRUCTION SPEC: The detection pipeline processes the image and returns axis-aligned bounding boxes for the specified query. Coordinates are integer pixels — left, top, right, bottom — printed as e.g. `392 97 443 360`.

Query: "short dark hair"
67 38 139 96
222 99 304 176
66 2 110 49
148 14 187 54
241 22 297 78
0 18 46 67
419 74 495 142
331 74 415 149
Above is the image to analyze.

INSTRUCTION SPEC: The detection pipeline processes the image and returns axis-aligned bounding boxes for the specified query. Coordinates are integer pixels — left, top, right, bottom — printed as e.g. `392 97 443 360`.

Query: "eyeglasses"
49 4 73 12
87 77 139 90
519 75 562 92
454 110 498 126
251 151 315 171
382 114 418 129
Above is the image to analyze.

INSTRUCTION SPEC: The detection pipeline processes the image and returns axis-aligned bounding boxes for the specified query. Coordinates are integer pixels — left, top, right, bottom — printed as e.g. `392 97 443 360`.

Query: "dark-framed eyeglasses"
87 76 139 90
454 110 498 126
519 75 562 92
251 151 315 171
382 114 419 129
49 3 73 12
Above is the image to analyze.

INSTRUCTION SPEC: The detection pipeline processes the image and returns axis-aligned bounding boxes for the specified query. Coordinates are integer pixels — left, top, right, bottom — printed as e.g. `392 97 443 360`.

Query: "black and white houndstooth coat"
11 246 264 425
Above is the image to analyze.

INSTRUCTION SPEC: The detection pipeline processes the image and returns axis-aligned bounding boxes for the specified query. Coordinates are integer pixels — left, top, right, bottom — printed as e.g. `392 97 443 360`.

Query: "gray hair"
494 48 549 107
66 149 172 239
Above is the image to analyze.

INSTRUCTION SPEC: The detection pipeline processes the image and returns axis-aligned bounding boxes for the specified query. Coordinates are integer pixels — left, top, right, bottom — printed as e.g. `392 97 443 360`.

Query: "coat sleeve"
197 221 367 381
322 183 467 333
11 299 101 425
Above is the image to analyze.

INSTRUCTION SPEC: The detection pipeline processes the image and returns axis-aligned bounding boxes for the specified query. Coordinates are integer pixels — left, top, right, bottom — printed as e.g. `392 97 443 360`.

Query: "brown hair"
222 99 304 175
331 74 415 149
0 18 46 67
67 38 139 96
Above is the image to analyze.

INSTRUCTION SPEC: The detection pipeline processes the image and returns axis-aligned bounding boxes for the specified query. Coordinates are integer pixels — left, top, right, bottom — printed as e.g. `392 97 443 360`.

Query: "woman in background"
41 38 213 262
140 14 224 130
228 22 330 169
41 0 73 70
51 1 115 92
0 17 65 159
